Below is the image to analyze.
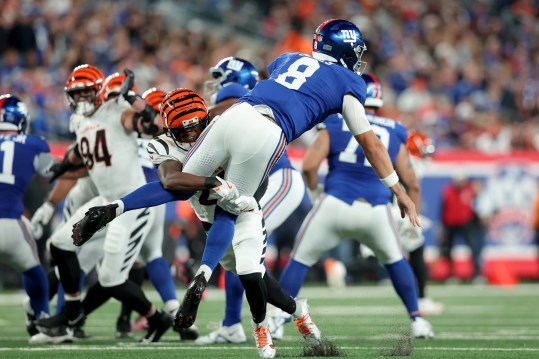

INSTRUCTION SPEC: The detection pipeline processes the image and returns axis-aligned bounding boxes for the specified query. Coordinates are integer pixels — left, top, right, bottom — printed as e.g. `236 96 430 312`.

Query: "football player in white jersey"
278 73 434 339
81 87 320 358
397 130 444 315
35 65 172 343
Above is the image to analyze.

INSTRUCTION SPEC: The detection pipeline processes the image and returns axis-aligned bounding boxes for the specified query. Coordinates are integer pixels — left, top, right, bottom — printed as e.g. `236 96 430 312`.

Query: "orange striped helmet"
99 72 138 102
160 88 210 150
142 87 166 111
407 130 435 158
65 64 105 116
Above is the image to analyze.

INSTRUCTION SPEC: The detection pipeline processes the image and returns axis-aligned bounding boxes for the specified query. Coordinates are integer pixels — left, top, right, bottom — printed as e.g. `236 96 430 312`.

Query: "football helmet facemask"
65 64 105 116
160 88 210 151
203 57 259 102
0 94 29 133
312 19 367 75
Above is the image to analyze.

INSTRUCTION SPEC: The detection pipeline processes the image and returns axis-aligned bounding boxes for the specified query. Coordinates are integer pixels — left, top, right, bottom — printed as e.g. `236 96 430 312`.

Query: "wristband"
204 176 220 189
381 171 399 188
111 200 125 216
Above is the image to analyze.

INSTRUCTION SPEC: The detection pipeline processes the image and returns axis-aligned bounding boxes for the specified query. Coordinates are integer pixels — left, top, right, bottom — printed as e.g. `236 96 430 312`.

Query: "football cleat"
411 317 434 339
174 273 207 329
252 320 276 358
29 331 73 344
177 323 199 341
418 297 445 316
22 297 38 337
140 310 172 343
36 301 85 335
294 298 321 347
72 203 119 246
195 322 247 344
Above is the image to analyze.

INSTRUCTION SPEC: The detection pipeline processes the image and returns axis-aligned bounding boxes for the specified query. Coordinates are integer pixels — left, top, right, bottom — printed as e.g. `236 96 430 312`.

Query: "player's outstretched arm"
394 143 421 212
341 94 420 226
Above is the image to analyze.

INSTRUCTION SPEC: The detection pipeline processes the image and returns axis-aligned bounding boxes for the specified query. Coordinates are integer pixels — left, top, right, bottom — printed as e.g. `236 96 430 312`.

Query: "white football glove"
399 220 424 252
217 196 259 215
30 201 55 239
210 176 240 202
307 184 324 204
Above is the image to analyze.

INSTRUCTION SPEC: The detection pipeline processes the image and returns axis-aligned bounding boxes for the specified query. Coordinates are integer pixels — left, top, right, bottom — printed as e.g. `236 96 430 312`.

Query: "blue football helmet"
361 73 383 108
204 57 259 101
312 19 367 74
0 94 29 133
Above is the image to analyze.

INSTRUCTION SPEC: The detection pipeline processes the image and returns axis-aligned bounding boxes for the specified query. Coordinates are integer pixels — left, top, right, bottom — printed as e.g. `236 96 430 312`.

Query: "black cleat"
36 302 85 339
140 310 172 343
72 204 119 246
72 326 91 340
176 324 199 340
174 273 207 330
116 315 132 338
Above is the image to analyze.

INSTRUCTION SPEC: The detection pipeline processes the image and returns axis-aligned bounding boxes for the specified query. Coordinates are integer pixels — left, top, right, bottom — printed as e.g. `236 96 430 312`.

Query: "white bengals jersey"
146 134 216 223
71 97 146 202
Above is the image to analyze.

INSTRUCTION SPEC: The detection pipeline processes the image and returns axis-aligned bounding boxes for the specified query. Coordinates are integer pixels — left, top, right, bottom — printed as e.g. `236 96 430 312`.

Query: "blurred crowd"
0 0 538 151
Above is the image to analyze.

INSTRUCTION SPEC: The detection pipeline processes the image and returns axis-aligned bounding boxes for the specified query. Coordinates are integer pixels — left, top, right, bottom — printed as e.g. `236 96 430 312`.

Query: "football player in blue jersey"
195 58 311 345
72 19 420 337
278 73 434 338
0 94 59 343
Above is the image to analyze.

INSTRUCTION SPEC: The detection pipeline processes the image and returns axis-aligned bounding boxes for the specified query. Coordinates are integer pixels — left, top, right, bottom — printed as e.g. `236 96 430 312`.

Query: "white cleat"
267 305 290 340
195 322 247 344
294 298 321 346
411 317 434 339
252 320 276 358
29 331 73 344
419 297 445 316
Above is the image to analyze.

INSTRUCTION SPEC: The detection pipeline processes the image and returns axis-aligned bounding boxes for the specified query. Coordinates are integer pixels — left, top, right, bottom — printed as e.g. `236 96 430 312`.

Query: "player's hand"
210 176 239 202
30 201 55 239
399 220 424 252
395 192 421 227
120 68 138 105
72 202 123 246
217 195 258 215
307 184 324 203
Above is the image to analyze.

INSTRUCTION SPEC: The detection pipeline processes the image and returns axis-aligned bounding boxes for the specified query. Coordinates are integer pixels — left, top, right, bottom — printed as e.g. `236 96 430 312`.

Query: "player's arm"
342 94 420 226
302 129 329 190
394 143 421 212
48 144 86 182
119 69 161 135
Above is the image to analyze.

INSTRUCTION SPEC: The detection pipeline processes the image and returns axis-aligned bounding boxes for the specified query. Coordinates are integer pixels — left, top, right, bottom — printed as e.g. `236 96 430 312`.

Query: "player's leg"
36 197 107 338
357 203 433 338
98 207 171 343
260 168 306 271
0 218 50 341
279 195 342 297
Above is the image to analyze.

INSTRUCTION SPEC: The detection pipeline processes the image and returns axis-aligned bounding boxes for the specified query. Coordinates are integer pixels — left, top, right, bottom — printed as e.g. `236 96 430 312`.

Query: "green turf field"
1 283 538 358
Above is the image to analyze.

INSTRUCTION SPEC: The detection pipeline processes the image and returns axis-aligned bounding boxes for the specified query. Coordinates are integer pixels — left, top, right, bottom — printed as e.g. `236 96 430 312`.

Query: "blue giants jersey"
0 134 51 218
240 52 367 143
322 113 407 206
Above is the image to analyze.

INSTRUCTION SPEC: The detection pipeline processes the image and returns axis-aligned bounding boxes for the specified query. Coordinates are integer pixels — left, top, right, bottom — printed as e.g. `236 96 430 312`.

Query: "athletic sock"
409 245 427 299
50 244 81 294
385 257 420 319
200 207 237 277
147 257 177 302
239 273 267 324
105 280 152 315
119 266 145 319
83 282 112 316
279 259 310 298
56 271 86 314
22 265 50 317
47 268 59 300
263 272 296 315
223 271 244 326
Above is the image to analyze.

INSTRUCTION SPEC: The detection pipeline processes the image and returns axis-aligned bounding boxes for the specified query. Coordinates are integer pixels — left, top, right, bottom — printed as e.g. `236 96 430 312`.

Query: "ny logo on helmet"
341 29 357 45
226 59 244 72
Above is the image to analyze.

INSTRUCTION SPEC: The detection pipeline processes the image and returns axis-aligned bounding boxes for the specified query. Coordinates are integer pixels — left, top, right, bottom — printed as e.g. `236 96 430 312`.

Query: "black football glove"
72 204 119 246
120 68 139 105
